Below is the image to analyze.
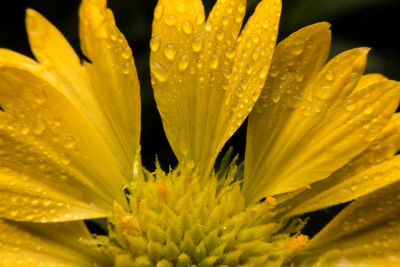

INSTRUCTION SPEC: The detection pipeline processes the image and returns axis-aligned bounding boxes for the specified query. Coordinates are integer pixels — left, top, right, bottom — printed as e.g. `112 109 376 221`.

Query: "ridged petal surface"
151 0 281 176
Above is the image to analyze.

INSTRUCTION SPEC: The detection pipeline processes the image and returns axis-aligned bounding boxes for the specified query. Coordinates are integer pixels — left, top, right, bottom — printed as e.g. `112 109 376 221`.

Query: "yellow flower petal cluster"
0 0 400 266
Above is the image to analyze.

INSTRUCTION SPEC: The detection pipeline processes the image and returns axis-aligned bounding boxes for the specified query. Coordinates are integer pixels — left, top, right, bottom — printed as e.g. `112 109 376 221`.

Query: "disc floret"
88 165 307 266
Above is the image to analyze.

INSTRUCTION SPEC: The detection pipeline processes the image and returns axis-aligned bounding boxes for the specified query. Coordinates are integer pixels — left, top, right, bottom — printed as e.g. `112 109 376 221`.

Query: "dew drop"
252 46 261 61
176 3 186 13
151 61 169 83
20 123 30 135
32 115 46 135
121 47 131 59
292 40 304 55
225 47 235 59
325 70 335 81
209 54 219 69
182 21 193 34
34 90 46 104
222 16 229 26
252 34 260 43
165 15 177 26
262 19 270 29
205 22 212 32
122 62 131 75
150 36 161 52
63 136 76 149
216 29 224 41
344 99 356 111
196 13 205 25
237 4 246 13
317 85 333 100
154 5 164 20
196 59 203 69
178 54 190 72
295 73 304 82
163 44 177 60
60 153 71 165
259 66 269 79
272 92 281 103
268 65 279 77
363 104 374 115
191 36 203 52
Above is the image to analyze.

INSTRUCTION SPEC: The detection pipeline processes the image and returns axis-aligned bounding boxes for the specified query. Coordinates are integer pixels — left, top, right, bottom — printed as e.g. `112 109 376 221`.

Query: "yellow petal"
244 22 331 201
292 181 400 266
79 0 142 175
279 112 400 216
0 219 109 266
151 0 281 176
0 50 126 221
26 4 141 179
243 47 400 203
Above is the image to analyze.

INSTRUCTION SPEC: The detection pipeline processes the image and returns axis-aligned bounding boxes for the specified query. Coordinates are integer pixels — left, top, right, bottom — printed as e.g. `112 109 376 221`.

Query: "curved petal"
279 111 400 216
26 1 141 180
0 219 109 266
151 0 281 176
244 22 331 201
0 50 126 222
79 0 142 176
243 46 400 203
291 181 400 266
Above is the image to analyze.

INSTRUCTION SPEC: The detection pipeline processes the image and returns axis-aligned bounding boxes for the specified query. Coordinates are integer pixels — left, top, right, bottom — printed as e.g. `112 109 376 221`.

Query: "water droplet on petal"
216 29 224 41
325 70 335 81
178 54 190 72
182 21 193 34
150 36 161 52
60 153 71 165
344 99 356 111
295 73 304 82
20 123 30 135
176 3 186 13
363 104 374 115
292 40 304 55
121 47 131 59
63 136 76 149
209 54 219 69
268 65 279 77
259 66 269 79
317 85 333 100
205 22 212 32
225 47 235 59
32 115 46 135
163 44 177 60
34 90 46 104
272 92 281 103
196 13 205 25
191 36 203 52
165 15 176 26
154 5 164 20
151 61 169 83
122 62 131 75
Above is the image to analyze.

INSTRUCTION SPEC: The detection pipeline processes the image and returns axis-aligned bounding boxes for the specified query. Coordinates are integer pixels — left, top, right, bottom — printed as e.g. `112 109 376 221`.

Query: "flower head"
1 0 400 266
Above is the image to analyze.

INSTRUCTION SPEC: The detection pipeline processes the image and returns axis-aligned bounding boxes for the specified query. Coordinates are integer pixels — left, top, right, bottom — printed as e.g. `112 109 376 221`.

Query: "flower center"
87 166 307 266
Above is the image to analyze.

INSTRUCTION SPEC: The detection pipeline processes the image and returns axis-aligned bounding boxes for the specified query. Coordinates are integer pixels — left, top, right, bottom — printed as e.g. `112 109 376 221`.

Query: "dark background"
1 0 399 237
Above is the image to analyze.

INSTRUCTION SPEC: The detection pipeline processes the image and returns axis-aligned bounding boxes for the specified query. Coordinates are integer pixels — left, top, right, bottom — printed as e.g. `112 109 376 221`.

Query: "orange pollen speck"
266 195 276 206
158 182 168 203
288 234 308 250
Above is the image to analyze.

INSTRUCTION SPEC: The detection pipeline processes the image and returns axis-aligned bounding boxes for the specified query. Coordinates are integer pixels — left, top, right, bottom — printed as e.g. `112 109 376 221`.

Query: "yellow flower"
1 0 400 266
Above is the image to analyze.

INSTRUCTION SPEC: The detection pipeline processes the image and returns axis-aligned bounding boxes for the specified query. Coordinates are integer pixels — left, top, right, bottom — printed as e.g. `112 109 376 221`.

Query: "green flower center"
87 165 307 266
